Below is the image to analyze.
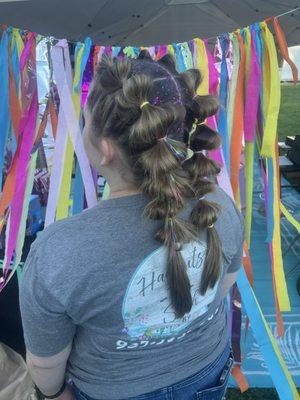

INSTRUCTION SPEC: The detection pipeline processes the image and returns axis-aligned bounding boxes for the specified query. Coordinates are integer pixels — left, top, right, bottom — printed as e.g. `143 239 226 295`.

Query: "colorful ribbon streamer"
238 268 300 400
1 33 38 288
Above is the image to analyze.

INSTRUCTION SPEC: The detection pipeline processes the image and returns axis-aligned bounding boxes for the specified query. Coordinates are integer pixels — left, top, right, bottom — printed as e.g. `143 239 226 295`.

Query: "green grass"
278 83 300 142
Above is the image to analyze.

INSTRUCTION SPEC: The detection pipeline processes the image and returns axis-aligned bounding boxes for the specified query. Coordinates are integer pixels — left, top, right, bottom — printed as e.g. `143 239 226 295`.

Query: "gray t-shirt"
20 186 244 399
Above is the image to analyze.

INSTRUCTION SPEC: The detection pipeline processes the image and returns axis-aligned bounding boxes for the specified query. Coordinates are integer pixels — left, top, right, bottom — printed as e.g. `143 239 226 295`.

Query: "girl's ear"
100 138 116 166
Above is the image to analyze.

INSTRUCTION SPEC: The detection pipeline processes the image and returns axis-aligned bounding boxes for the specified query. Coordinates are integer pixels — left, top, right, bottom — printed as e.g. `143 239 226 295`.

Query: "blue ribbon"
72 159 84 215
217 35 230 172
265 158 274 243
237 268 296 400
0 30 10 188
253 23 263 107
173 43 186 72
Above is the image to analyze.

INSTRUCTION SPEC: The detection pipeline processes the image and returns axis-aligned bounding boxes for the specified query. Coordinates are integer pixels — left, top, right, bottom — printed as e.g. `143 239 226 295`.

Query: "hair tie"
157 135 167 142
187 118 199 148
140 101 150 109
174 242 182 251
194 150 206 155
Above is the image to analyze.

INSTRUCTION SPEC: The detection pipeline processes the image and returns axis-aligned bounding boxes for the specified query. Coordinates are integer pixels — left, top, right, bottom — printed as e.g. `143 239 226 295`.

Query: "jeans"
72 343 233 400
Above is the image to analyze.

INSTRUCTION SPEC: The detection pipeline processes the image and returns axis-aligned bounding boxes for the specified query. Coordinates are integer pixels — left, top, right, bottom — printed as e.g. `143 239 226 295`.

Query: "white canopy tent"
0 0 299 47
281 45 300 80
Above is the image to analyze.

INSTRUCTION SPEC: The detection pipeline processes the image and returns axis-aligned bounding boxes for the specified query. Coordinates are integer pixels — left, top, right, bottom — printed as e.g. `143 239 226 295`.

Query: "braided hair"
86 52 222 318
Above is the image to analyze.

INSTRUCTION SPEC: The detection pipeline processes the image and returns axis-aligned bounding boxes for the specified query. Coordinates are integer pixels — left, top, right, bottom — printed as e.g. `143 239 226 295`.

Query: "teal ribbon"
112 46 121 57
173 43 186 72
181 42 193 69
265 158 274 243
10 30 21 154
74 37 92 92
72 161 84 215
217 35 230 172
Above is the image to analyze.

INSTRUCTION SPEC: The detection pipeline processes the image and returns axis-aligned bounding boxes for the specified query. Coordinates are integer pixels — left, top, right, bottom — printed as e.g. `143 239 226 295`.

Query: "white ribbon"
45 41 72 226
49 41 97 223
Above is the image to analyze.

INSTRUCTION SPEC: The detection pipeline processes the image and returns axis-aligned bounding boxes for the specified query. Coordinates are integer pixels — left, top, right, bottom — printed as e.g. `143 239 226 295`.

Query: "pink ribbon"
202 40 232 193
204 39 219 96
204 40 220 134
157 45 167 59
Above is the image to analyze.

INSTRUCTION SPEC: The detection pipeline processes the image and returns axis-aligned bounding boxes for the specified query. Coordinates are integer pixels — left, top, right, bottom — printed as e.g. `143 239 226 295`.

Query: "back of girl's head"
87 52 222 318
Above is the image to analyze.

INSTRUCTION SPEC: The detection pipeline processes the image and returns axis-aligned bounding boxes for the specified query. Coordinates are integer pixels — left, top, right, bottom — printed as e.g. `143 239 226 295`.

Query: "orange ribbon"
49 97 58 140
266 17 298 84
231 364 249 392
230 32 246 203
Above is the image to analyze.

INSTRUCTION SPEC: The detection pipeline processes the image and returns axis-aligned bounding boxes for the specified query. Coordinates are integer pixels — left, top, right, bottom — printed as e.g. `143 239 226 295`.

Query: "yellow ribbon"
280 202 300 233
193 38 209 95
260 22 290 311
260 22 281 158
12 28 24 104
102 183 110 200
167 44 175 58
272 160 291 311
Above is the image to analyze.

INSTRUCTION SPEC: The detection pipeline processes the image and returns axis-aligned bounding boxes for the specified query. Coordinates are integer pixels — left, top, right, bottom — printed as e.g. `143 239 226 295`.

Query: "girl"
20 53 244 400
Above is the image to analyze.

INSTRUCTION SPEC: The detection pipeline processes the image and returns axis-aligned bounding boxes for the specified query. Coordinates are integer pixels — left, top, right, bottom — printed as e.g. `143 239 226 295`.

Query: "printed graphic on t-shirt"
117 241 221 350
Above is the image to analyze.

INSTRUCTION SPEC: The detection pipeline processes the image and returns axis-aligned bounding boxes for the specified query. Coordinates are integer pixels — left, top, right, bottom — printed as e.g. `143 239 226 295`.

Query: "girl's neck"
108 188 142 199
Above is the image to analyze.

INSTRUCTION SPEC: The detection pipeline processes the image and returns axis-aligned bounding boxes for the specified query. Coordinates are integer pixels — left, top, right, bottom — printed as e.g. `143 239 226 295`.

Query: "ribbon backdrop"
0 16 299 400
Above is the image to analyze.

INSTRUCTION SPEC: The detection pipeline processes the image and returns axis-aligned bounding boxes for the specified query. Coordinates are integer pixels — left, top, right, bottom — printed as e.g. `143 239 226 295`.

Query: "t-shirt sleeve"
226 200 245 274
19 242 76 357
226 243 244 273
